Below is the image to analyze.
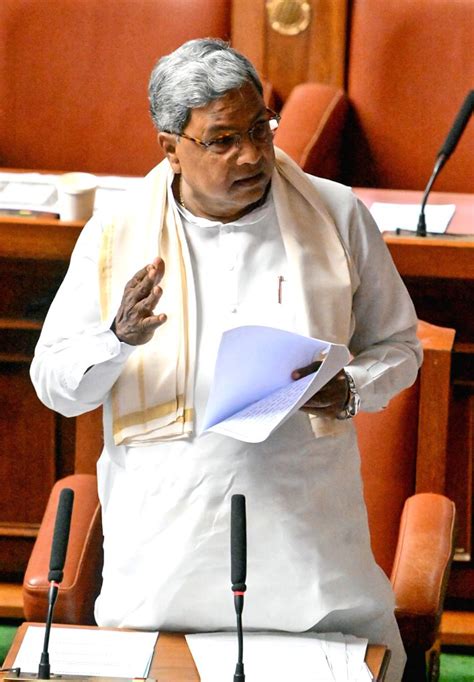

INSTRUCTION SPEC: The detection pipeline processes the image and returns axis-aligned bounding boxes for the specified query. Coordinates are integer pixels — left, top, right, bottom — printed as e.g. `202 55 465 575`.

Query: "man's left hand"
292 362 349 417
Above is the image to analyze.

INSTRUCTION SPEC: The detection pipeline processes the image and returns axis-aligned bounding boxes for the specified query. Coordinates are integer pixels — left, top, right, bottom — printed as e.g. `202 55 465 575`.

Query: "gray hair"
148 38 263 133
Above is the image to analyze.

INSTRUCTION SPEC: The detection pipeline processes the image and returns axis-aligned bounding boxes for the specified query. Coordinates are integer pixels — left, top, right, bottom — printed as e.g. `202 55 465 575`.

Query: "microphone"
230 494 247 682
38 487 75 680
416 90 473 237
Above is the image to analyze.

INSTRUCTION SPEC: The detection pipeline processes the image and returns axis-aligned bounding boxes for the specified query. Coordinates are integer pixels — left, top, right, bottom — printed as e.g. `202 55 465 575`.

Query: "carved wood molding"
0 522 40 538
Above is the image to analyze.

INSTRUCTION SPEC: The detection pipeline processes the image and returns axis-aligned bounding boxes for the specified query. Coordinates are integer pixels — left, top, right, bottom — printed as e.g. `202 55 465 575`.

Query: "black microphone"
416 90 473 237
38 487 74 680
230 494 247 682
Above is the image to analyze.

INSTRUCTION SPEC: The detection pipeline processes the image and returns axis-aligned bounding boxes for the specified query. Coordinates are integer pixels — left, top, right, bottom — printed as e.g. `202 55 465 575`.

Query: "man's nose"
235 134 263 165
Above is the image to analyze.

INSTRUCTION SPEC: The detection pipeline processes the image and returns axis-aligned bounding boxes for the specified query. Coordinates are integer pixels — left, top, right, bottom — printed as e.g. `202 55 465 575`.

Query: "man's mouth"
233 171 265 187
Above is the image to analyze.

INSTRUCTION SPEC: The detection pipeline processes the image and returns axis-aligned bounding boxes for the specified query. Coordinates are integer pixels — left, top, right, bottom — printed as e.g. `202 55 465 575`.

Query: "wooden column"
231 0 348 104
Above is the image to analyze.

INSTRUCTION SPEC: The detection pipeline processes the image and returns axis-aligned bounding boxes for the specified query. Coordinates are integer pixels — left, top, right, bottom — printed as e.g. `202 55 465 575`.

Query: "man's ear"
158 132 181 173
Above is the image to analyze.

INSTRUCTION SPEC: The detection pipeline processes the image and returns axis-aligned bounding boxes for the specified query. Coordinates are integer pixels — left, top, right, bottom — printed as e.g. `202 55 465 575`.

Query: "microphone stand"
233 592 245 682
38 582 60 679
416 154 446 237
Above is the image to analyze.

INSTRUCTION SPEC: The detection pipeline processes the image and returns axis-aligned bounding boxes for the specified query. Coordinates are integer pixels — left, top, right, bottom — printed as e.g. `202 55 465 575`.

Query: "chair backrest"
343 0 474 191
23 474 102 625
0 0 230 176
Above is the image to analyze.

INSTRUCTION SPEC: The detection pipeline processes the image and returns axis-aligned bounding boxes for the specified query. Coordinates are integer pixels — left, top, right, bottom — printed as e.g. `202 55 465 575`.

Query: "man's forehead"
187 83 265 133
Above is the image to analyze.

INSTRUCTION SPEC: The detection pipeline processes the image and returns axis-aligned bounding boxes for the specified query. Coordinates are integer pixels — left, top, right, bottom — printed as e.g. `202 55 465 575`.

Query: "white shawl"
99 148 356 446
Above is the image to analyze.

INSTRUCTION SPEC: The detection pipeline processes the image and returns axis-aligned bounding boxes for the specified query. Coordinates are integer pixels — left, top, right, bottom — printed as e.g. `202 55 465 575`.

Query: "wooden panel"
0 581 23 619
232 0 348 104
447 391 473 562
0 221 80 579
0 364 55 580
415 328 454 494
441 610 474 647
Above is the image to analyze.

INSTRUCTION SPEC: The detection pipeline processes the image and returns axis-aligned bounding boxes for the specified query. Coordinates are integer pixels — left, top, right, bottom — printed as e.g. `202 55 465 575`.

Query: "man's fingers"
113 258 167 345
141 312 167 332
136 285 164 316
127 257 165 291
145 258 165 290
292 360 322 380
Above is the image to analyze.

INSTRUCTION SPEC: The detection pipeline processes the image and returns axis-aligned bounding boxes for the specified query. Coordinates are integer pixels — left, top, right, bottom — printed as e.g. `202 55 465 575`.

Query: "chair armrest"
391 493 456 651
417 320 455 353
274 82 348 179
23 474 103 625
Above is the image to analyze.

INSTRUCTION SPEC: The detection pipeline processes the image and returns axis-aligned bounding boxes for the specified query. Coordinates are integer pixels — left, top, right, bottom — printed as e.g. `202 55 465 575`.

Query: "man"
31 39 422 681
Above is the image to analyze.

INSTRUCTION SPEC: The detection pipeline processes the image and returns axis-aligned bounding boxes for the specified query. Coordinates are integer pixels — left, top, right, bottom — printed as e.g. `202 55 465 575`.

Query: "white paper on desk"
12 625 158 677
369 202 455 234
0 171 142 215
0 173 59 212
185 631 371 682
318 633 373 681
202 325 350 443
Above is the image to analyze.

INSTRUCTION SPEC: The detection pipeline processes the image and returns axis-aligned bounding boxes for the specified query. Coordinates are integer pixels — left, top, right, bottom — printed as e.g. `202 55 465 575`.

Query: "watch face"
347 391 361 417
344 372 361 418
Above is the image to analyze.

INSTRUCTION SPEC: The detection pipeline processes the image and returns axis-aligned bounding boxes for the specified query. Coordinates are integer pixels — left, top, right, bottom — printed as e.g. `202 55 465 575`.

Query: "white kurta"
31 174 422 682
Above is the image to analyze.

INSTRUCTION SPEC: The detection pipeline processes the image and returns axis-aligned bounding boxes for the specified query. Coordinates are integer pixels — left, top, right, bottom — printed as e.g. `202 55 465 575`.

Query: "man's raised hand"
112 257 167 345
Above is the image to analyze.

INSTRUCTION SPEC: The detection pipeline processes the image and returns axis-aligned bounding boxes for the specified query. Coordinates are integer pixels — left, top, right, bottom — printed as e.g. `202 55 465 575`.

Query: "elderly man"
31 39 422 681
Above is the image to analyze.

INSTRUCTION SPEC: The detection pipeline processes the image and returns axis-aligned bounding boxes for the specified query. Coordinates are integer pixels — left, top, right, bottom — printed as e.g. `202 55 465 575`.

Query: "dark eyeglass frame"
172 108 280 154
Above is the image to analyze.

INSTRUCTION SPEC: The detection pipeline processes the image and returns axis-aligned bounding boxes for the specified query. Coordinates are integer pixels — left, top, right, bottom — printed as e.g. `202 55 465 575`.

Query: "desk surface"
354 188 474 281
354 187 474 236
2 623 390 682
0 187 472 280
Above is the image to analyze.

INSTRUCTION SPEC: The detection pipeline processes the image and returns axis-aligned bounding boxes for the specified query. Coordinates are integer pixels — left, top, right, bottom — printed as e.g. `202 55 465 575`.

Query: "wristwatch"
337 370 361 420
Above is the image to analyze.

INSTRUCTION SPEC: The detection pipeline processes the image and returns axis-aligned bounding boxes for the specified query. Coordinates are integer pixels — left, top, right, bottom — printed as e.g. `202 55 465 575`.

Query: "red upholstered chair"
23 322 456 682
0 0 231 176
274 0 474 192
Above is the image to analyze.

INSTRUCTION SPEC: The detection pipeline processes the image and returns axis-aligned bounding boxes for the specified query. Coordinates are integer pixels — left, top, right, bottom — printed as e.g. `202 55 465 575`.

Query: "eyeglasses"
173 108 280 155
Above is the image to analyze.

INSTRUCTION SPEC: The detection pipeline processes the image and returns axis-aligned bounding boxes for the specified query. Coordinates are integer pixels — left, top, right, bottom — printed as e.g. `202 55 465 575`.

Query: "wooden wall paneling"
447 390 473 564
305 0 348 87
231 0 267 75
232 0 348 105
0 220 81 579
0 362 56 580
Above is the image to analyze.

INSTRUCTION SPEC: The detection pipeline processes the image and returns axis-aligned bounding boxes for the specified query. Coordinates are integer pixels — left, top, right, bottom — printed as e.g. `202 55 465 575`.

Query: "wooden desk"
1 623 390 681
355 188 474 281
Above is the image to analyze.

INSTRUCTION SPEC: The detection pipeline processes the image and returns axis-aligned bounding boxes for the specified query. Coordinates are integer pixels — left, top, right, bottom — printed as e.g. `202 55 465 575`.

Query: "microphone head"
48 487 74 583
437 90 474 160
231 494 247 593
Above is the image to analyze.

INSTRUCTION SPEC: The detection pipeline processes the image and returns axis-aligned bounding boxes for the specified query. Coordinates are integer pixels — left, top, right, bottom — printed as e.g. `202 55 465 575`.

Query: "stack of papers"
12 626 158 678
186 631 373 681
202 325 350 442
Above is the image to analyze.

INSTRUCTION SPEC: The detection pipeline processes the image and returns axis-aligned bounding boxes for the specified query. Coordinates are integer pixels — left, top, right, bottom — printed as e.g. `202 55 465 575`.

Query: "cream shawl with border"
99 147 357 446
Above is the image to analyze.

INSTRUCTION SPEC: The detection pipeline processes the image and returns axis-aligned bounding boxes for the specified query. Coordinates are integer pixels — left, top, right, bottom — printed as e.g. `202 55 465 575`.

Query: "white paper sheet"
369 202 455 234
202 325 350 442
12 625 158 677
0 171 142 215
185 631 372 682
